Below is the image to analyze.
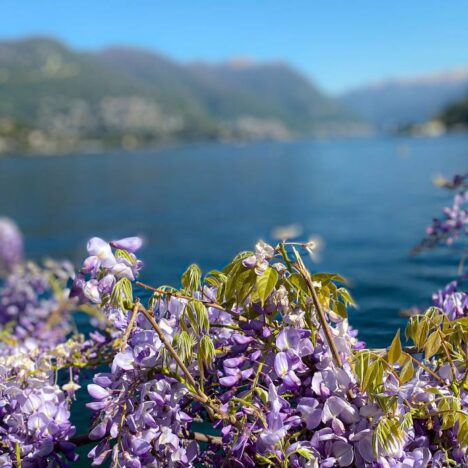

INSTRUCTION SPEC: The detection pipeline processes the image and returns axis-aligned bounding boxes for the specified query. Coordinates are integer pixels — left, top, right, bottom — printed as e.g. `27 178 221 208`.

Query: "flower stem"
292 248 343 369
120 298 140 352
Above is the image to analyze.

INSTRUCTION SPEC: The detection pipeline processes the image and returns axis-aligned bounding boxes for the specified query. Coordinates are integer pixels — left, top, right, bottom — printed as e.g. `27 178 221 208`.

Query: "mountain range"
1 37 468 155
340 69 468 131
0 37 368 154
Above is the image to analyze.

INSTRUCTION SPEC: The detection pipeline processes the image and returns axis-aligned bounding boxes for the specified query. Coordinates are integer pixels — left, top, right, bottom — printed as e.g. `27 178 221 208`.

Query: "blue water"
0 135 467 347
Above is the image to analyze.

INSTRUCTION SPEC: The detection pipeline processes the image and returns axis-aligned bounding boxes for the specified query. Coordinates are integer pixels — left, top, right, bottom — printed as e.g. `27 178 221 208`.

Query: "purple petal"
276 327 301 351
87 237 116 268
89 420 108 440
274 351 290 378
88 384 109 400
219 375 240 387
112 351 134 371
110 237 143 253
111 262 135 280
81 255 100 273
332 441 354 467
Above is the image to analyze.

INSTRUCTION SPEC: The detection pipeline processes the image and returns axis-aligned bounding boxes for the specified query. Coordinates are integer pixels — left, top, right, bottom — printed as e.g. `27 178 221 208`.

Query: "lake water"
0 135 467 348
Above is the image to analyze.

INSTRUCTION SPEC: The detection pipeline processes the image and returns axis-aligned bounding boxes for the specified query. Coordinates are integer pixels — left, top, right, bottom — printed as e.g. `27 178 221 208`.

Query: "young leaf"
337 287 356 307
191 300 209 334
362 359 382 393
387 329 402 364
424 331 441 360
399 359 414 384
181 264 202 292
333 301 347 319
256 267 278 306
184 304 199 335
198 334 215 369
110 278 133 309
416 319 429 349
288 273 308 294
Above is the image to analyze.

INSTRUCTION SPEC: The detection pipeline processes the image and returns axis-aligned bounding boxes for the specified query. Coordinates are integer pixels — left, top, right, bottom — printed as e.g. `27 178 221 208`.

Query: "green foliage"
181 264 202 293
372 414 411 456
387 329 402 364
256 267 278 306
173 331 195 365
110 277 133 309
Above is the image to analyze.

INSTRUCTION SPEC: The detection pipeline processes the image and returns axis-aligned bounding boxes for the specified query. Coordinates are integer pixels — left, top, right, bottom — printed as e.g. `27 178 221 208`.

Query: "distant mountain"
340 69 468 131
0 37 368 155
437 94 468 129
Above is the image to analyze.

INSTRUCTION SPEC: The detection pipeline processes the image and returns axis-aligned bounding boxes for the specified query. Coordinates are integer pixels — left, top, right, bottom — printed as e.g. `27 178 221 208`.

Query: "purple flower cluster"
0 260 74 345
71 236 142 309
432 280 468 320
81 237 467 467
87 371 198 466
414 175 468 252
0 340 77 466
426 190 468 245
0 217 23 276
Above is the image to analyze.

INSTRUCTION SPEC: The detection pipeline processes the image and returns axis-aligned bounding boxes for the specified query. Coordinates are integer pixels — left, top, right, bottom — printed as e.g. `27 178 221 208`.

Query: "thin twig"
138 303 241 428
292 248 343 368
68 430 222 448
136 281 247 322
406 352 445 385
120 298 140 352
138 303 206 402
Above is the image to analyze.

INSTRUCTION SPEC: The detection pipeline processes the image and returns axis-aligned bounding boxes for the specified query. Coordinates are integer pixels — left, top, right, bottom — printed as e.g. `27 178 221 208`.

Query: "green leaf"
190 300 209 334
405 316 419 342
223 251 253 275
336 287 356 307
184 304 199 335
311 272 348 284
288 273 308 293
387 329 402 364
399 359 414 384
115 249 136 265
236 269 257 304
174 331 195 365
255 454 276 466
110 278 133 309
255 387 269 404
424 331 441 360
295 446 316 461
372 417 404 457
256 267 278 306
15 442 22 468
375 394 398 414
416 319 429 349
362 359 382 393
198 335 215 368
354 350 370 385
224 262 243 302
181 264 202 292
204 270 227 288
457 411 468 448
333 301 347 319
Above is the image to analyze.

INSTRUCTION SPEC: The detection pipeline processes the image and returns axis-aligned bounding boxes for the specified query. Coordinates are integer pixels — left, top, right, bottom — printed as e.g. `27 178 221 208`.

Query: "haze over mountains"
0 37 367 154
1 37 468 155
340 69 468 130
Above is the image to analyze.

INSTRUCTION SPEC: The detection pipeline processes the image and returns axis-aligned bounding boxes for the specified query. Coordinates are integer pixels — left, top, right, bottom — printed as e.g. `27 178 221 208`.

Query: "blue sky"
2 1 468 93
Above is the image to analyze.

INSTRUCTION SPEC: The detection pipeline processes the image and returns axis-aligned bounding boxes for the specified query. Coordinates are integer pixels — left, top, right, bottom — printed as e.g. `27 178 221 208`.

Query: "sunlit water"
0 134 466 457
